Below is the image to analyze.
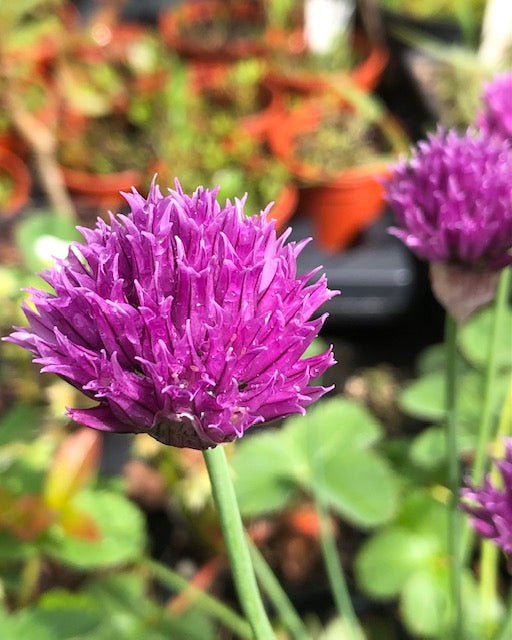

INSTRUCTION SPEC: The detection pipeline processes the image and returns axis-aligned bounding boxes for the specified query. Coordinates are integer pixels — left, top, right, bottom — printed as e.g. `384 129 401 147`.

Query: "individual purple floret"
5 182 337 449
476 72 512 144
461 439 512 559
385 127 512 271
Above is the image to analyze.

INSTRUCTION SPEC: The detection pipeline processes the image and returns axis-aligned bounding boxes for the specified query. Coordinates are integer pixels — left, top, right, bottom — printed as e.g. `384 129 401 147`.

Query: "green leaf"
400 567 448 638
415 343 467 376
458 303 512 371
399 371 505 429
44 491 146 569
83 573 215 640
317 617 366 640
15 212 81 273
233 398 397 522
410 425 476 469
394 489 448 542
150 607 215 640
0 404 40 447
319 450 398 527
457 572 505 640
0 607 52 640
416 344 446 375
286 398 383 463
399 373 446 421
355 528 438 598
232 430 296 517
0 530 35 560
0 458 47 496
32 590 102 639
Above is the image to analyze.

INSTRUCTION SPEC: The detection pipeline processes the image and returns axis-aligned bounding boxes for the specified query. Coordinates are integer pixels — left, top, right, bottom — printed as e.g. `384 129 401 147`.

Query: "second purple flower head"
386 128 512 270
385 127 512 321
476 71 512 145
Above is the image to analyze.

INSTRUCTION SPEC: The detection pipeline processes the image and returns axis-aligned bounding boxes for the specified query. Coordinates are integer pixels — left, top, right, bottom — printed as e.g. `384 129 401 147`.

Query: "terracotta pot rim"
60 165 142 196
309 162 392 186
265 29 389 95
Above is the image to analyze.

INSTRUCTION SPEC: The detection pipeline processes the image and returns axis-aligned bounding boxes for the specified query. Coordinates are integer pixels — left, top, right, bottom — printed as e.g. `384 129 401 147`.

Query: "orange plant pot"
268 99 407 253
0 131 27 158
265 30 389 97
60 166 142 209
158 0 266 62
299 164 391 252
0 148 32 219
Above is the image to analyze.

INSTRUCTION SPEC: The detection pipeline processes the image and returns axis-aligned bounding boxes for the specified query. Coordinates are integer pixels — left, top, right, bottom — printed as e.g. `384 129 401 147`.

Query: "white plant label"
304 0 354 54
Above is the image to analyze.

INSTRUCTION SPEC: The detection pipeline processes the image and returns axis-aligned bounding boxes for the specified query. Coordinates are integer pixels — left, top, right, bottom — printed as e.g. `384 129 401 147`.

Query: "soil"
295 111 381 174
180 17 263 52
58 116 153 174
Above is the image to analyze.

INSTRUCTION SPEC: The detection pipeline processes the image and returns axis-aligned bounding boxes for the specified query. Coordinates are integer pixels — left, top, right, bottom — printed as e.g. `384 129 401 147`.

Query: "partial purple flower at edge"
385 127 512 271
476 72 512 144
461 439 512 560
5 181 338 450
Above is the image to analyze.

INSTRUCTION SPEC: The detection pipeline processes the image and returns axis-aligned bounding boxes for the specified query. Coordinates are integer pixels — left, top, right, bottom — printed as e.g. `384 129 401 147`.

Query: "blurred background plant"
383 0 512 129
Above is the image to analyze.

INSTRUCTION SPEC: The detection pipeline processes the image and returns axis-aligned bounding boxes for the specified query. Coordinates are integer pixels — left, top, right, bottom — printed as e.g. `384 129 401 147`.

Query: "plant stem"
444 313 462 639
248 538 310 640
493 586 512 640
471 267 511 487
17 555 41 607
470 268 511 632
314 496 361 640
485 380 512 638
461 268 511 561
480 540 499 638
203 445 276 640
145 557 252 639
307 430 361 639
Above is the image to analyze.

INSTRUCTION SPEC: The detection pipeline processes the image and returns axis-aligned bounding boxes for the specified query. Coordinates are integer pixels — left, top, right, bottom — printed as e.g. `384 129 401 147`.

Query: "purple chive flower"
476 72 512 144
5 182 337 450
386 127 512 271
461 439 512 559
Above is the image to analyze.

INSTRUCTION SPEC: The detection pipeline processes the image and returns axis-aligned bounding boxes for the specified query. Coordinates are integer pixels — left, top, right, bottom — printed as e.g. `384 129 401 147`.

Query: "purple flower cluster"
385 128 512 270
6 183 337 449
461 439 512 557
476 72 512 144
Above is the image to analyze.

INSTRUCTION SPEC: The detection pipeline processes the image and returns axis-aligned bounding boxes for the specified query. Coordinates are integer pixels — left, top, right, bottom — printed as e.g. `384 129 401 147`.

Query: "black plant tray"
288 211 418 326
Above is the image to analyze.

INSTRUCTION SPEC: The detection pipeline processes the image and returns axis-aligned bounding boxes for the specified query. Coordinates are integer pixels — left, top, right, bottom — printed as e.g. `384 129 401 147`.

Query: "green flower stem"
480 540 499 638
203 445 276 640
248 538 311 640
18 555 41 607
486 381 512 638
493 586 512 640
444 313 462 640
145 557 252 639
314 497 361 640
460 268 511 614
471 267 511 487
479 374 512 637
307 427 361 640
